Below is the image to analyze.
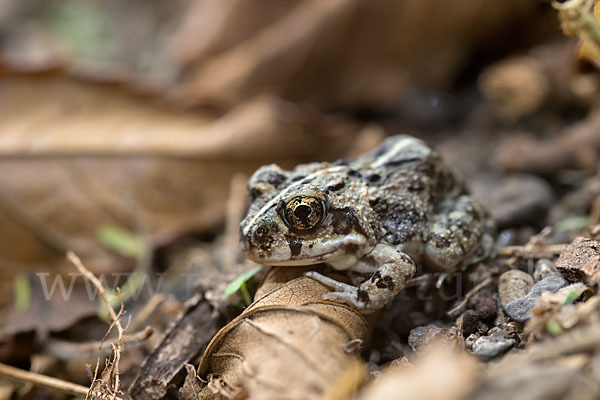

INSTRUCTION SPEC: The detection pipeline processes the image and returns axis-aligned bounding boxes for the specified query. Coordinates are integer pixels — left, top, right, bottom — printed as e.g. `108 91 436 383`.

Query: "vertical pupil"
294 204 312 220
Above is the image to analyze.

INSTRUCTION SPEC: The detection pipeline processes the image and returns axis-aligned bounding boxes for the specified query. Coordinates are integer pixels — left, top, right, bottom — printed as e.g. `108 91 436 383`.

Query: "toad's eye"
282 196 326 230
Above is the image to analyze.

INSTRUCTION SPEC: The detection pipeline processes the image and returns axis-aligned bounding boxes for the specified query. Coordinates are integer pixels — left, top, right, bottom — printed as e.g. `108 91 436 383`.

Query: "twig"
447 277 493 317
67 251 126 400
129 294 165 332
497 227 566 269
0 362 89 397
497 244 567 258
43 326 153 360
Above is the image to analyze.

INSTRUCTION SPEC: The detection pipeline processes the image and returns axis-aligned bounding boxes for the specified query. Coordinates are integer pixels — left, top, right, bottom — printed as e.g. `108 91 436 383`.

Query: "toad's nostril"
249 225 272 249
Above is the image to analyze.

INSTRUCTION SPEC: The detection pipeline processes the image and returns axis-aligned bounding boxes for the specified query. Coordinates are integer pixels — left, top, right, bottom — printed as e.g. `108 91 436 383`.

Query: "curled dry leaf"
197 266 373 400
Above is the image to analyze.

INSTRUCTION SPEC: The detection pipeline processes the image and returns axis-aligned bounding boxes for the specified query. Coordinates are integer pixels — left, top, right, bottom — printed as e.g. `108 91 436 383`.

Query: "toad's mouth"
244 247 339 267
243 233 370 267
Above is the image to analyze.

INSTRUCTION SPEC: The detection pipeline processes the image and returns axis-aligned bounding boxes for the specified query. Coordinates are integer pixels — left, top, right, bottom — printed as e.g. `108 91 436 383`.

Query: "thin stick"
67 252 123 330
129 294 165 332
447 277 493 317
0 362 89 397
67 251 125 400
497 244 567 258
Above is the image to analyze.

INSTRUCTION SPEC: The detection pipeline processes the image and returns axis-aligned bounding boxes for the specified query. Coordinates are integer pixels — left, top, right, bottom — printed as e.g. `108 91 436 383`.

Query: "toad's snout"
240 221 275 257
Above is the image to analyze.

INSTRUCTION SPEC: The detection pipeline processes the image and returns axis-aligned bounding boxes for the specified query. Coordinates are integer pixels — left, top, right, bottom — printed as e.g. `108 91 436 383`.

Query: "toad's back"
353 136 466 246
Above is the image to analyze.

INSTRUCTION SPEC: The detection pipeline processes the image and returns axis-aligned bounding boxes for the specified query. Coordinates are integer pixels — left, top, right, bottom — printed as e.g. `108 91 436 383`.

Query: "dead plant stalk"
0 362 89 397
67 251 126 400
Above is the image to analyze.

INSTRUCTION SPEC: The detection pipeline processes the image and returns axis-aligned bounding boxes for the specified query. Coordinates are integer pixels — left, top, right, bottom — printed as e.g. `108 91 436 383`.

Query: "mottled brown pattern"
240 135 494 311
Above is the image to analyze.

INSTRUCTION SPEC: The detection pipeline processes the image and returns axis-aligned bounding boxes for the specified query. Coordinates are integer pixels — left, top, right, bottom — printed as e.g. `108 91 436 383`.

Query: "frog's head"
240 164 376 267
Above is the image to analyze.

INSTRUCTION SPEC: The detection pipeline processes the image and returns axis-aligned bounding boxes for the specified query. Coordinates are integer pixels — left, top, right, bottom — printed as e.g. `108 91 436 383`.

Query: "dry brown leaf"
2 1 543 109
0 74 358 276
198 266 372 400
173 0 539 109
178 363 203 400
0 74 359 158
0 275 97 337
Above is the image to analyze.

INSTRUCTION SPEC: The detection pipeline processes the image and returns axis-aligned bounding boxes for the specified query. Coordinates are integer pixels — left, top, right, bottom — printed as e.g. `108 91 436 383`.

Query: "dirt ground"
1 1 600 399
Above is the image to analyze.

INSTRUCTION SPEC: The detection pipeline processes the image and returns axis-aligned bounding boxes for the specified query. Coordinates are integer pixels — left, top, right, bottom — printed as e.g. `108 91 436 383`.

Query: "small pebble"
465 333 479 350
471 329 516 359
408 324 443 352
534 258 559 282
499 269 534 307
462 310 488 338
504 275 569 322
472 291 498 322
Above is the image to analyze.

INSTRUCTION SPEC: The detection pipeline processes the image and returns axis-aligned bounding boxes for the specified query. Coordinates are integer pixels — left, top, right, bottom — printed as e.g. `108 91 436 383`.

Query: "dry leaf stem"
447 277 493 317
497 244 567 258
67 251 126 400
0 362 89 397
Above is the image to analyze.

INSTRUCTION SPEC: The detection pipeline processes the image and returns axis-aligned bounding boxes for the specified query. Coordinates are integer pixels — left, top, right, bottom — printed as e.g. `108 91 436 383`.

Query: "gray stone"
504 275 568 322
472 332 515 359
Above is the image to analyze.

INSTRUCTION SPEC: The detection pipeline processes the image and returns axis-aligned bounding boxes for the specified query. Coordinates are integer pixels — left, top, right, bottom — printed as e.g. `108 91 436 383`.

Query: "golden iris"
282 196 325 230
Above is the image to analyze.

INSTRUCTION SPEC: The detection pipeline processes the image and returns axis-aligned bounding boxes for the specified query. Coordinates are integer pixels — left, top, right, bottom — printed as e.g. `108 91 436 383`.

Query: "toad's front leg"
306 244 416 312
